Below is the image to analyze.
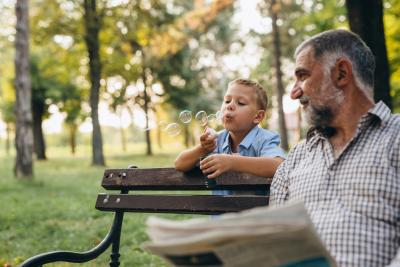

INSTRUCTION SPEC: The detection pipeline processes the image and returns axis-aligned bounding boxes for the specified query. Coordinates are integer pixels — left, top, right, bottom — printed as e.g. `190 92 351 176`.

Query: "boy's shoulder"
255 127 280 141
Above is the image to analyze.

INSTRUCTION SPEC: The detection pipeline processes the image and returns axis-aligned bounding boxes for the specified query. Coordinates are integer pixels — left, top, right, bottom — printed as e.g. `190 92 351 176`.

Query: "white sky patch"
235 0 272 35
53 35 74 49
43 112 65 134
283 93 300 113
0 120 5 138
222 39 263 77
42 105 65 134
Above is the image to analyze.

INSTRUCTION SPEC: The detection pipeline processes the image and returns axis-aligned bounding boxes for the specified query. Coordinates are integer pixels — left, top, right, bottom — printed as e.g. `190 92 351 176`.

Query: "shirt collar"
222 126 260 151
240 126 260 149
366 101 391 126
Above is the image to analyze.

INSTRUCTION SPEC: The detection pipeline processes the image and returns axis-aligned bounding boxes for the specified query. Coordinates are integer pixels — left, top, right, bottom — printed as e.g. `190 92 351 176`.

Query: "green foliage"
0 98 14 123
384 0 400 112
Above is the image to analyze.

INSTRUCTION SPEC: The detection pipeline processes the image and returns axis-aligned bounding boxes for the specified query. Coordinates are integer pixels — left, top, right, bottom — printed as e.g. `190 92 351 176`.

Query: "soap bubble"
195 111 208 126
206 127 218 137
165 123 181 136
179 110 192 124
215 111 223 121
158 120 168 132
207 114 217 128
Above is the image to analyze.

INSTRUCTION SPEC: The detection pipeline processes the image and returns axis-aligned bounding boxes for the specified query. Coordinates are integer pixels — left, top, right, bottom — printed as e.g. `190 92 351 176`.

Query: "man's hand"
199 132 217 153
200 154 233 179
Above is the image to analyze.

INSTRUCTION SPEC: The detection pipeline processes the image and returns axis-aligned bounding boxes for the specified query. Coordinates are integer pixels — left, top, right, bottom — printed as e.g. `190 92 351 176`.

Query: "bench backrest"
96 167 271 215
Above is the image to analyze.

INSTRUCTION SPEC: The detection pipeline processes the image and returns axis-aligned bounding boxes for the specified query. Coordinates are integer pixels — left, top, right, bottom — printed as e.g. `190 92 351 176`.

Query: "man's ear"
332 58 352 87
254 110 265 124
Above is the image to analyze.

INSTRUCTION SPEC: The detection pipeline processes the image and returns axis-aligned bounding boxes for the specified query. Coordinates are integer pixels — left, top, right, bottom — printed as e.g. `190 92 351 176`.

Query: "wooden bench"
21 167 271 267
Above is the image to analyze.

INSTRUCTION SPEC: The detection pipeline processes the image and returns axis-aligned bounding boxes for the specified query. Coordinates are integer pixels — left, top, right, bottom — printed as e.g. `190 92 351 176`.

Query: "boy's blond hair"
228 79 268 111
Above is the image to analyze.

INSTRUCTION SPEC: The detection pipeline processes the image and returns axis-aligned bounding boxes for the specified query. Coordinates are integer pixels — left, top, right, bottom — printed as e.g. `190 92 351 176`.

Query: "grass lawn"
0 143 201 266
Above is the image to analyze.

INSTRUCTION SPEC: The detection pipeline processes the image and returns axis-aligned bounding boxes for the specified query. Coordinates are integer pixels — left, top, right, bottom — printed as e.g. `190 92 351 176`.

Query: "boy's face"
221 84 265 134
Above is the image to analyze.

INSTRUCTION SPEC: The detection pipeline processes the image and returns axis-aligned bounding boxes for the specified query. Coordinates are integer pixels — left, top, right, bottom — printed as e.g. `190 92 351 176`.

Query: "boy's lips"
224 113 234 120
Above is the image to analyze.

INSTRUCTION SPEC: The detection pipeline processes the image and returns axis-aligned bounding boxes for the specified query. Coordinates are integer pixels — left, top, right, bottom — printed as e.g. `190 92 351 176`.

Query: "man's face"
291 47 344 127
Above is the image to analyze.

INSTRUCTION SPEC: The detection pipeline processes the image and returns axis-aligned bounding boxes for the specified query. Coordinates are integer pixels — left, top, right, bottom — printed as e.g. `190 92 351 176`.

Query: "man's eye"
299 74 307 81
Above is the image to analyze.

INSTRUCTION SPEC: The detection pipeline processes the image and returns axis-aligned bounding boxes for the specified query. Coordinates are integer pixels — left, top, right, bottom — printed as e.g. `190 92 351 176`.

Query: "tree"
0 101 14 155
14 0 33 177
101 0 234 154
30 57 49 160
383 0 400 112
346 0 392 109
59 83 83 155
84 0 105 166
269 0 289 151
30 55 80 159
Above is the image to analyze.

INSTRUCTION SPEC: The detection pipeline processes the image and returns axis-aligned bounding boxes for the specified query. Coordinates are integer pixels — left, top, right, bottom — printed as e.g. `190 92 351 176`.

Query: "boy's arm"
174 145 208 172
200 154 284 178
175 132 217 172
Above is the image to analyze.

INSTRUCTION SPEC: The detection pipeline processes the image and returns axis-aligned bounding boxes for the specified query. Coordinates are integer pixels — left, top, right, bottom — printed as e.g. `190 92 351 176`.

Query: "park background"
0 0 399 266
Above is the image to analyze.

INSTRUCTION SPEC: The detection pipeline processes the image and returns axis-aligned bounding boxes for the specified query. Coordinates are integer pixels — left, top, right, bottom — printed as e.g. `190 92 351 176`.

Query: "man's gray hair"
295 29 375 99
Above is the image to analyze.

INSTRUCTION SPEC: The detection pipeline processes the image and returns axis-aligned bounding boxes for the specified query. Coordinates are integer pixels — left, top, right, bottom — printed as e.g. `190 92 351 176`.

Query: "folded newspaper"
143 201 337 267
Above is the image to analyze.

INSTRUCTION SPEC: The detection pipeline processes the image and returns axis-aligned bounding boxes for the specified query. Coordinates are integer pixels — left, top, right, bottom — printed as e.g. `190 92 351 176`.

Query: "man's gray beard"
304 102 335 127
303 83 344 127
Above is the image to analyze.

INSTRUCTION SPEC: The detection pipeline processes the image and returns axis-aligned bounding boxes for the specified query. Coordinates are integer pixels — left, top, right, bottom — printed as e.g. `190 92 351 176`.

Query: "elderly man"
270 29 400 266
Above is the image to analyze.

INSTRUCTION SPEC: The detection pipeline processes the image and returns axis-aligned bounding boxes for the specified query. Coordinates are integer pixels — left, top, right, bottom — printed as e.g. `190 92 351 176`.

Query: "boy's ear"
253 110 265 124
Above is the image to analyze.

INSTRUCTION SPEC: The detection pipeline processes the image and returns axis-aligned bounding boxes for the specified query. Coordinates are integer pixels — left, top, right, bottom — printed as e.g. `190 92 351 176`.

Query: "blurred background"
0 0 399 265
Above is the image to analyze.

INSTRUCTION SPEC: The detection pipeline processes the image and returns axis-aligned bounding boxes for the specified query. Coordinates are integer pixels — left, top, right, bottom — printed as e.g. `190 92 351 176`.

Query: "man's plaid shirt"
270 102 400 267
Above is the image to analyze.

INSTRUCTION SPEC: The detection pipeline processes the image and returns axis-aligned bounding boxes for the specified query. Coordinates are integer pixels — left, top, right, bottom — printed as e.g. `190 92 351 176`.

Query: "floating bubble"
195 111 208 126
157 120 168 132
165 123 181 136
207 114 217 128
206 127 218 137
179 110 192 124
215 111 223 121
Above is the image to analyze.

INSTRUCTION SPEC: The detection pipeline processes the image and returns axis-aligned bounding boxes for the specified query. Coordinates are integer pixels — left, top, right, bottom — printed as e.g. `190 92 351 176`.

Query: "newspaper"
143 201 337 267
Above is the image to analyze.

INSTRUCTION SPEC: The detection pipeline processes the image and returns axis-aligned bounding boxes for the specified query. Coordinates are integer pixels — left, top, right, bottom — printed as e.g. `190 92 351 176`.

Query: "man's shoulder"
285 140 308 159
388 113 400 127
381 113 400 140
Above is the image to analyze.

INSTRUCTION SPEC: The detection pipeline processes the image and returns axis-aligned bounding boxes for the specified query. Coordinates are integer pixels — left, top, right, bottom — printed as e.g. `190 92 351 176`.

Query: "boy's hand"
199 132 217 153
200 154 233 179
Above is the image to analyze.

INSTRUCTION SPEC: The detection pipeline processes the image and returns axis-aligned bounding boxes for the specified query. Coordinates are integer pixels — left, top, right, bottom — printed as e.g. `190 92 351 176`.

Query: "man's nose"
290 82 303 100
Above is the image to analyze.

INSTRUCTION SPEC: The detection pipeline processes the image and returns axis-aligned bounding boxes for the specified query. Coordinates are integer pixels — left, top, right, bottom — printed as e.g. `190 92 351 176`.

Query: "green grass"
0 143 201 266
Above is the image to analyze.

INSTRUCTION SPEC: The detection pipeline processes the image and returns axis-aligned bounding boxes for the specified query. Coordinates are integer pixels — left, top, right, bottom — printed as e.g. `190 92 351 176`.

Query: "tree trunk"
155 112 163 149
346 0 392 109
84 0 105 166
6 123 11 156
126 105 137 143
68 122 77 155
32 101 46 160
14 0 33 177
142 70 152 156
184 124 190 148
270 0 289 151
119 110 127 152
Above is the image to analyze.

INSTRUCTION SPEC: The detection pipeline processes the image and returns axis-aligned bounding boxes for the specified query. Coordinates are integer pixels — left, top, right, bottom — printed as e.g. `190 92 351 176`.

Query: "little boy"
174 79 285 195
